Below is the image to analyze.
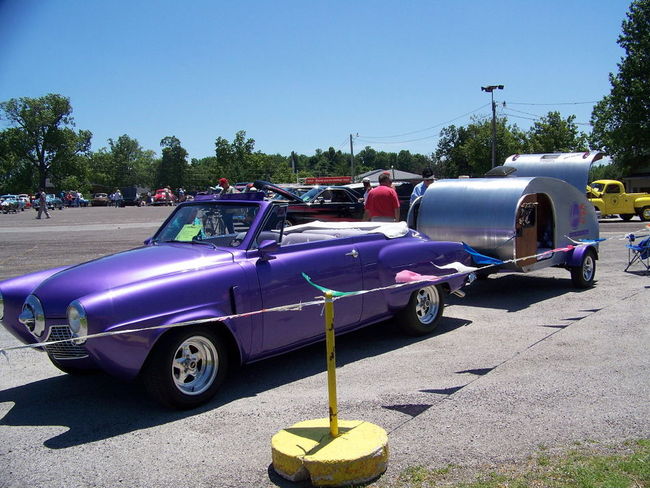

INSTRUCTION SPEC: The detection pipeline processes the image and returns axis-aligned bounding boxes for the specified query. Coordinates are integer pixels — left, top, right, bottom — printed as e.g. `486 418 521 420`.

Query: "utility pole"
481 84 504 168
349 134 356 182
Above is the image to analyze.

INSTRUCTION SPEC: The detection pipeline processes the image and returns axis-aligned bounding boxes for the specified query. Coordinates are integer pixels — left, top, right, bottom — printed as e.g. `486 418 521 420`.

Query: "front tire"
395 285 444 336
620 214 634 221
142 327 228 409
570 249 597 288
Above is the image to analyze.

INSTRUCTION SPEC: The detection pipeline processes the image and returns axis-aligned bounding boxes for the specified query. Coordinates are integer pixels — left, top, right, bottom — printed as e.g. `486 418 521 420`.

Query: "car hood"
253 180 304 203
33 244 235 317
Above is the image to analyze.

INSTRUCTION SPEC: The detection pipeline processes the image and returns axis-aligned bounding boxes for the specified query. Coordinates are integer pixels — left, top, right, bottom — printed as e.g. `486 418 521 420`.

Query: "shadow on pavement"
449 273 589 312
0 316 471 449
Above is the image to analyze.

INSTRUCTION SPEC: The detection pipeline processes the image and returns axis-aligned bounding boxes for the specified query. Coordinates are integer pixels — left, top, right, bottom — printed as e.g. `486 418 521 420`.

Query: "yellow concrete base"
271 418 389 487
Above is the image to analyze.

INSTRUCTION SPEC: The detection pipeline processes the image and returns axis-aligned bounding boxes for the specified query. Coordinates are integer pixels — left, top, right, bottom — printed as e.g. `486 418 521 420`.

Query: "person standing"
218 178 236 195
362 177 372 201
35 189 50 219
218 178 238 232
364 173 400 222
410 168 435 205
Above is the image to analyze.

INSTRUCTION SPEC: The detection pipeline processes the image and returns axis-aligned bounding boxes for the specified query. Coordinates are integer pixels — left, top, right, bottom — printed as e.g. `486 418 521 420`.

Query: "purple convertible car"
0 193 474 409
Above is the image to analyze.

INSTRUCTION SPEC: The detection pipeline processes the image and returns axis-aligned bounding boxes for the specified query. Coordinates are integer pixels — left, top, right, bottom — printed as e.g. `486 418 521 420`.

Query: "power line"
506 100 599 106
503 108 592 127
356 133 442 145
358 103 491 140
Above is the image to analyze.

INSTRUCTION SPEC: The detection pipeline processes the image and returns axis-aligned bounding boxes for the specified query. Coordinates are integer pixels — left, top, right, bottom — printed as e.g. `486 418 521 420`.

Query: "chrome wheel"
415 286 440 324
171 336 218 396
582 254 595 282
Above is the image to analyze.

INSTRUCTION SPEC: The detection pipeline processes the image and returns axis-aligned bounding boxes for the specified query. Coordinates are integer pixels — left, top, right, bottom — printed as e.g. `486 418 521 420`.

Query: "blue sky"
0 0 631 161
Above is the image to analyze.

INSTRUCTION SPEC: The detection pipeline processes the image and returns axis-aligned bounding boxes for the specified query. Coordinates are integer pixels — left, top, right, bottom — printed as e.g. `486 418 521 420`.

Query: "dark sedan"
255 181 365 225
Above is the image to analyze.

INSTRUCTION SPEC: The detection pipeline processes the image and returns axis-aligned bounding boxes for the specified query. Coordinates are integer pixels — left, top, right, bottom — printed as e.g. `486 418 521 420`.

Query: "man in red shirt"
364 173 400 222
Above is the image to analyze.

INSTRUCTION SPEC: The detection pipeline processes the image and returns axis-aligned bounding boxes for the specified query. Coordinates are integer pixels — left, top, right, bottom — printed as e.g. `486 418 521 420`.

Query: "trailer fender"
566 244 598 267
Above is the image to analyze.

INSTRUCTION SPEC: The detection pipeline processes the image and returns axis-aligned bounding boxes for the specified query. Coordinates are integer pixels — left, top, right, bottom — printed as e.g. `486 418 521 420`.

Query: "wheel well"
143 321 243 372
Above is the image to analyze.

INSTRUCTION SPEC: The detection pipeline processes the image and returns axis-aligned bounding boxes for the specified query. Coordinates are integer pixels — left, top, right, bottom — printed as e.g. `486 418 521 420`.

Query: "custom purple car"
0 193 473 409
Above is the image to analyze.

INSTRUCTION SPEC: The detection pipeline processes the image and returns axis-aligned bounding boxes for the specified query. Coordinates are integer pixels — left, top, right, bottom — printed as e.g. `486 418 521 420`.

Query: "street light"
481 84 504 168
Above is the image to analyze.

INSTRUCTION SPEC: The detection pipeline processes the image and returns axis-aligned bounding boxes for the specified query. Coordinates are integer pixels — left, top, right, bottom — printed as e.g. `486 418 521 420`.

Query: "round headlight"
19 295 45 337
67 300 88 344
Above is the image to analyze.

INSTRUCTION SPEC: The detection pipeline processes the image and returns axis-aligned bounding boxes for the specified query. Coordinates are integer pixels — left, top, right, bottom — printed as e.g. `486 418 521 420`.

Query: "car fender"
85 304 243 381
77 266 252 380
0 266 72 344
375 239 472 310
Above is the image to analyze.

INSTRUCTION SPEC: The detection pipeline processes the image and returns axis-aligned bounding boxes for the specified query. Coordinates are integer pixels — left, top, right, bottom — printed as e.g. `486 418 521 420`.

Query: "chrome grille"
44 325 88 359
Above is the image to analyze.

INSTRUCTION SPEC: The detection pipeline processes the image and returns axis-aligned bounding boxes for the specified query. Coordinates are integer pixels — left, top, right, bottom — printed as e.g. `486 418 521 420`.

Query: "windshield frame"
151 200 263 250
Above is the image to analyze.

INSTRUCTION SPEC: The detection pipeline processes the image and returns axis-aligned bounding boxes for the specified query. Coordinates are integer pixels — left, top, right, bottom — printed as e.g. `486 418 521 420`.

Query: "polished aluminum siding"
504 152 604 192
415 176 598 270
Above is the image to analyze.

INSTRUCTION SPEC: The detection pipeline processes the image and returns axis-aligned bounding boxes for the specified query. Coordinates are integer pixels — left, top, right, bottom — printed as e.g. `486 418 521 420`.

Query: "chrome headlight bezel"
67 300 88 344
19 295 46 337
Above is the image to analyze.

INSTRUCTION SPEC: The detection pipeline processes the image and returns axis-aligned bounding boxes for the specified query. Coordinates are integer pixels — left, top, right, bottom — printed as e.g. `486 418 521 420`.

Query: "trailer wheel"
639 206 650 222
570 248 596 288
396 285 444 336
619 214 634 221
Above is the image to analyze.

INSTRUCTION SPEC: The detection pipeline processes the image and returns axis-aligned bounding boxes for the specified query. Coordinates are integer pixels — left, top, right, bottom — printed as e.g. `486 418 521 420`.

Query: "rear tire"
570 249 597 288
142 327 228 409
639 206 650 222
395 285 444 336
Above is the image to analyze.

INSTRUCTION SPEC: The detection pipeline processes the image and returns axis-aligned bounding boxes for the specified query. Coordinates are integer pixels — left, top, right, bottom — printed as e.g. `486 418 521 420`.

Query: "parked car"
153 188 176 206
17 194 32 209
78 194 89 207
91 193 110 206
587 179 650 221
32 193 64 211
0 192 474 409
255 181 366 225
1 195 21 213
119 187 142 206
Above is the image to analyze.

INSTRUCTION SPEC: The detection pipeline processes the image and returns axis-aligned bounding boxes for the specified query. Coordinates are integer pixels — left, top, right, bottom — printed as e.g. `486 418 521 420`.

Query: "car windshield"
153 202 260 248
300 187 324 202
590 182 605 192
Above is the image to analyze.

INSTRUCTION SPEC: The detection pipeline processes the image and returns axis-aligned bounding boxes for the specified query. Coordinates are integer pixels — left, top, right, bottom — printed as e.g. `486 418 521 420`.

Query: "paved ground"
0 207 648 488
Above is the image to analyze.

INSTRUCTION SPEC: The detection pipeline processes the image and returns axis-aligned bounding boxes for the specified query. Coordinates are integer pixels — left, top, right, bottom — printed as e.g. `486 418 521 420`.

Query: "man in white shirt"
410 168 435 205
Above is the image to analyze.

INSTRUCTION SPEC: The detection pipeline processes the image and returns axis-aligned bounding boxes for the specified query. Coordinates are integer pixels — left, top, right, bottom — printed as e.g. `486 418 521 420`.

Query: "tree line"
1 0 647 195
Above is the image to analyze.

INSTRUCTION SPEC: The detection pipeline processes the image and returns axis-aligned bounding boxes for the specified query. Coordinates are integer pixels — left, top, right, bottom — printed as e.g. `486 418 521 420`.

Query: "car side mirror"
144 237 153 245
258 239 279 260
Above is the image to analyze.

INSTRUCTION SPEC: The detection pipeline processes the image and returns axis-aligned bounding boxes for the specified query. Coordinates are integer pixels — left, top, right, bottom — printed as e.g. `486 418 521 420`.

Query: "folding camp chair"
625 234 650 274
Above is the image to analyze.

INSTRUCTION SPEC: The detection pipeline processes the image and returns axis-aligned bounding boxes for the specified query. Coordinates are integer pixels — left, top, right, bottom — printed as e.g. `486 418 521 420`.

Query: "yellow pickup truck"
587 180 650 221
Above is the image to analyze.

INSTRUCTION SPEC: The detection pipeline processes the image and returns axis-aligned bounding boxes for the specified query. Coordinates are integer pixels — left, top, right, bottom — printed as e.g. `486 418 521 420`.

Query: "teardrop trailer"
408 152 604 288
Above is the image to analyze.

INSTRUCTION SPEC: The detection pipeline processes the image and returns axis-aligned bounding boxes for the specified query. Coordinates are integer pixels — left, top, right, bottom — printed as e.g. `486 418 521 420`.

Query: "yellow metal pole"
324 291 339 438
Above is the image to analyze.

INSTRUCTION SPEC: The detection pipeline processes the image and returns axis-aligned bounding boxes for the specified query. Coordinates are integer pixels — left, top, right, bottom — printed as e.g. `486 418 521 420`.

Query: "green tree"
590 0 650 173
0 129 32 193
108 135 156 188
434 117 526 177
0 94 91 190
187 156 221 190
215 130 256 183
525 111 589 153
157 136 188 189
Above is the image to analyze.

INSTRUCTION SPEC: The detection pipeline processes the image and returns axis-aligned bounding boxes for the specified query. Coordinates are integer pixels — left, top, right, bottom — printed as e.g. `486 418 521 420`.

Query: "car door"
254 239 363 353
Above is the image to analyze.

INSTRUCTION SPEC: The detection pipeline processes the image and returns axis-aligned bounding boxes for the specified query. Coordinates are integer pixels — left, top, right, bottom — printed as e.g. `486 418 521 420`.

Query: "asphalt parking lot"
0 206 648 488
